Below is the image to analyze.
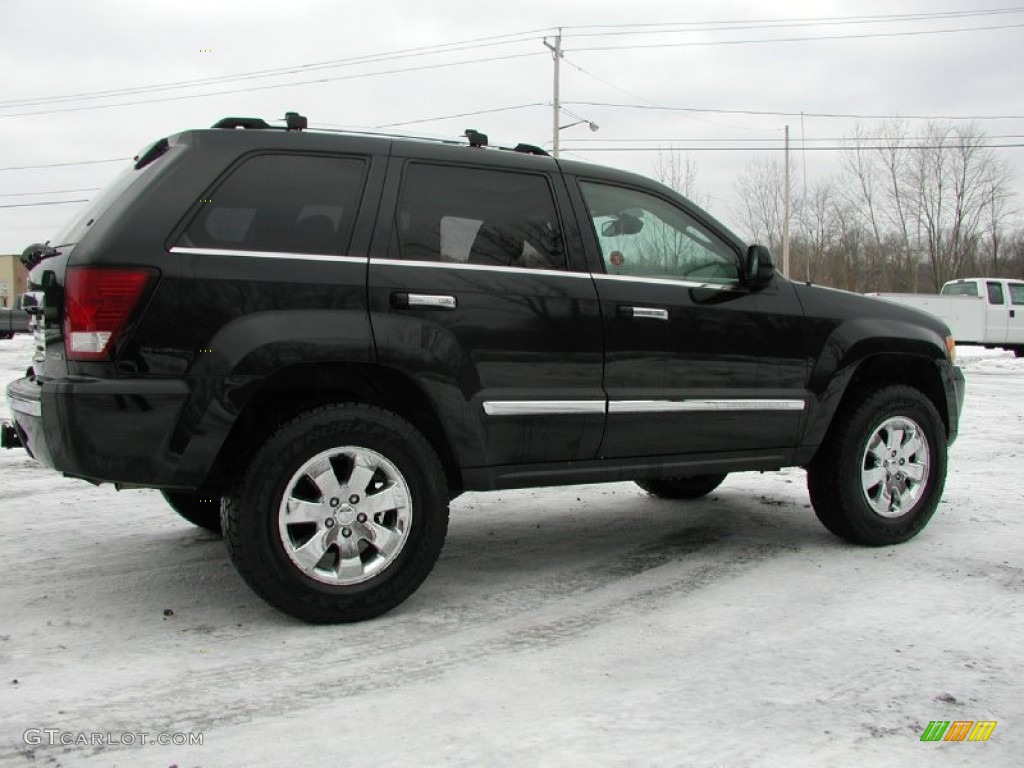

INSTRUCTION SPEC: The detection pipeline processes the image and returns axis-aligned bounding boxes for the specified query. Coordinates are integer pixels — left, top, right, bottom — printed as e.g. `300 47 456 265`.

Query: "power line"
0 30 552 110
371 103 547 129
0 188 100 198
566 101 1024 121
0 158 129 172
559 143 1024 152
565 7 1024 31
0 200 89 209
564 135 1024 143
567 22 1024 52
9 10 1012 111
0 52 544 120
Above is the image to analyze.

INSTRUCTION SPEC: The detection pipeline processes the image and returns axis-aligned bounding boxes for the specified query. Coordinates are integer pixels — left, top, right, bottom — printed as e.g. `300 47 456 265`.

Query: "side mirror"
745 244 775 290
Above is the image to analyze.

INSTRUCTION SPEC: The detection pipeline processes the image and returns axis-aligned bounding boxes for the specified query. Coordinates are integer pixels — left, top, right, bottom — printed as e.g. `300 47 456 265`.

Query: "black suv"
3 113 965 623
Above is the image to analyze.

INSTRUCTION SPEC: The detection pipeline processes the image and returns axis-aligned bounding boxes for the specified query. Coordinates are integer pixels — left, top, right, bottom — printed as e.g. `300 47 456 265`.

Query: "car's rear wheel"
161 490 222 533
222 403 449 623
635 473 728 500
807 385 947 546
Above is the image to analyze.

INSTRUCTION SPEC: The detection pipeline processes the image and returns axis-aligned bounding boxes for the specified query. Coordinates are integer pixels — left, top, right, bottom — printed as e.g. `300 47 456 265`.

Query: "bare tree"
733 156 791 255
841 121 1014 290
654 148 707 207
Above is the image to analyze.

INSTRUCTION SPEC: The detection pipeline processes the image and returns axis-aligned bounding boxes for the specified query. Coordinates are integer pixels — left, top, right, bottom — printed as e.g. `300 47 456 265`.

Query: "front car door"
567 174 807 463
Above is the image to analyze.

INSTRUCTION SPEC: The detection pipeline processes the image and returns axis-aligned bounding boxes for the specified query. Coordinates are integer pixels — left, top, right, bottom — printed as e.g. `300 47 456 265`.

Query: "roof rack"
209 114 551 156
211 112 307 131
212 117 273 130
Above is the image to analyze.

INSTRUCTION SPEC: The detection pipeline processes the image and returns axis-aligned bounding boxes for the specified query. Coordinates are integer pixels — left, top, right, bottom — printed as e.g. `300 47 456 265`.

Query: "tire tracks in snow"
1 521 800 764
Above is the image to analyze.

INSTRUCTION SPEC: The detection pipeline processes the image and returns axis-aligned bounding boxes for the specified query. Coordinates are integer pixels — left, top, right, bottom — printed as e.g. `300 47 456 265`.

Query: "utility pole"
782 124 791 278
543 29 563 158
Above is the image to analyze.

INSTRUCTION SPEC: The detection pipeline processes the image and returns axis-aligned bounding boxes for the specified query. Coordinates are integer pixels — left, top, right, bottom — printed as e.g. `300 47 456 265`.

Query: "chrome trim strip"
593 273 738 291
370 258 591 279
609 399 805 414
483 400 606 416
170 247 367 264
630 307 669 320
8 396 42 418
408 293 456 310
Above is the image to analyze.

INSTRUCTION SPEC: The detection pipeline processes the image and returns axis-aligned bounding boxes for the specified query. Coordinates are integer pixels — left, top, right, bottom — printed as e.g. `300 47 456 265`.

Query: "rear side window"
986 281 1005 305
941 282 979 297
1008 283 1024 305
179 154 366 255
388 163 566 270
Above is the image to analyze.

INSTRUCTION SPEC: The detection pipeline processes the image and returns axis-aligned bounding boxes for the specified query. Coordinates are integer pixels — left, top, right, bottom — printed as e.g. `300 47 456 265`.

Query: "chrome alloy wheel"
277 446 412 585
860 416 931 518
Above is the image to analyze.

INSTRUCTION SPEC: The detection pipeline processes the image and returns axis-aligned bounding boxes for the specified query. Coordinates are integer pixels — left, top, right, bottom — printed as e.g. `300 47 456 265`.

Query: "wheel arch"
203 362 465 497
800 349 951 467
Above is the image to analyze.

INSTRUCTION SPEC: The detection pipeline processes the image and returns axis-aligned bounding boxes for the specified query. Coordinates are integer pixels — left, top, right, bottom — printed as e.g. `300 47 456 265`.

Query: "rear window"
50 166 148 247
940 282 979 297
177 154 367 256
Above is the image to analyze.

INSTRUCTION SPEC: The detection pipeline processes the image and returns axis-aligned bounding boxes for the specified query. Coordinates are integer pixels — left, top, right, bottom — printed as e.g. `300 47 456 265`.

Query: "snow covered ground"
0 334 1021 767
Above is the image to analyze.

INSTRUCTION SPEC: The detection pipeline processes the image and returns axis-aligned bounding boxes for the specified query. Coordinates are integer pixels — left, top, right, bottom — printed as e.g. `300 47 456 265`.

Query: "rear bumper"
5 374 192 486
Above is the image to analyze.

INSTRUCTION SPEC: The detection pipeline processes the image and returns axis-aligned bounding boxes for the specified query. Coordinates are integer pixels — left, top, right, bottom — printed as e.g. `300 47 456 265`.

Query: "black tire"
635 473 728 499
221 403 449 624
807 385 947 546
161 490 222 534
1013 346 1024 358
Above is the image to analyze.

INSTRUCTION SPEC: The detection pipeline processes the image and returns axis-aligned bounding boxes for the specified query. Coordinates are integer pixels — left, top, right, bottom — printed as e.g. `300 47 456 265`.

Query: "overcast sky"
2 0 1023 254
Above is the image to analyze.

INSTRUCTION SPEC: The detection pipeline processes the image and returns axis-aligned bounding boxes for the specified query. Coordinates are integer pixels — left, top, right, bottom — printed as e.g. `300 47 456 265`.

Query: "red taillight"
63 267 155 361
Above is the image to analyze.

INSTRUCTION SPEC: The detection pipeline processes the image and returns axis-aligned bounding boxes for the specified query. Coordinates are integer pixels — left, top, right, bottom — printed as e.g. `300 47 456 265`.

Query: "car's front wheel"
635 473 728 500
222 403 449 623
807 385 947 546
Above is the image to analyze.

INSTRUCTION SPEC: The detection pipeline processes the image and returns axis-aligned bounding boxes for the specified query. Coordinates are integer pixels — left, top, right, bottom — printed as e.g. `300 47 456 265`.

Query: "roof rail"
212 112 309 131
212 117 272 130
209 115 551 158
464 128 488 148
513 143 549 157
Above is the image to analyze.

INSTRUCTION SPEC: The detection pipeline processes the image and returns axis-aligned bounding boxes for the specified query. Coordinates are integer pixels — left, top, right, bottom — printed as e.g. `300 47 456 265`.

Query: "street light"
554 108 599 157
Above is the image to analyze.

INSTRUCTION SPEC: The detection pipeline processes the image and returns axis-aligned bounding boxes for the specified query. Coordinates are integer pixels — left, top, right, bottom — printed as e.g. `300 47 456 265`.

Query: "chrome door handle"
391 293 457 310
618 306 668 320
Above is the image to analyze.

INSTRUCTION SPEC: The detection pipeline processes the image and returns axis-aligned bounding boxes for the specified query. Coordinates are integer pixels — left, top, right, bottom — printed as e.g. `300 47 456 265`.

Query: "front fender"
799 316 952 455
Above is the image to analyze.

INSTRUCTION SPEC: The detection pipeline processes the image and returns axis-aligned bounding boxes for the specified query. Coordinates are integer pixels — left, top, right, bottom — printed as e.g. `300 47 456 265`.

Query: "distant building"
0 254 30 308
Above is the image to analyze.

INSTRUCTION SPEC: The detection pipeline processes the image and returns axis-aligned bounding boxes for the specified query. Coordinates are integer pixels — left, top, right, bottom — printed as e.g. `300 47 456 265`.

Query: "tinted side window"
180 154 367 255
986 281 1005 305
579 181 739 283
389 164 566 270
1008 283 1024 305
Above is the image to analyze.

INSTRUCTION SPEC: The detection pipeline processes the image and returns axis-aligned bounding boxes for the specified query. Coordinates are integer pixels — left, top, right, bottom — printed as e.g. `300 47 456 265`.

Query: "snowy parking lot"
1 333 1021 767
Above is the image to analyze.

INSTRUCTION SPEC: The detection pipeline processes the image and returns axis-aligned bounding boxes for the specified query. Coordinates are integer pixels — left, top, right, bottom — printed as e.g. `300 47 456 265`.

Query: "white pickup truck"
871 278 1024 357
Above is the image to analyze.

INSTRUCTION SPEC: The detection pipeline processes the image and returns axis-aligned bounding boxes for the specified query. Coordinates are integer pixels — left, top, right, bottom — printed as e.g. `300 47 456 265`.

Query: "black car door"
367 148 605 470
569 176 807 462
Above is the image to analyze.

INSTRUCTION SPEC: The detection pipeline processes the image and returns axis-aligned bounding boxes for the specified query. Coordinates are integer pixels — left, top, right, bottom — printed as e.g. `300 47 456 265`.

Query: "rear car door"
367 149 604 469
569 176 807 461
